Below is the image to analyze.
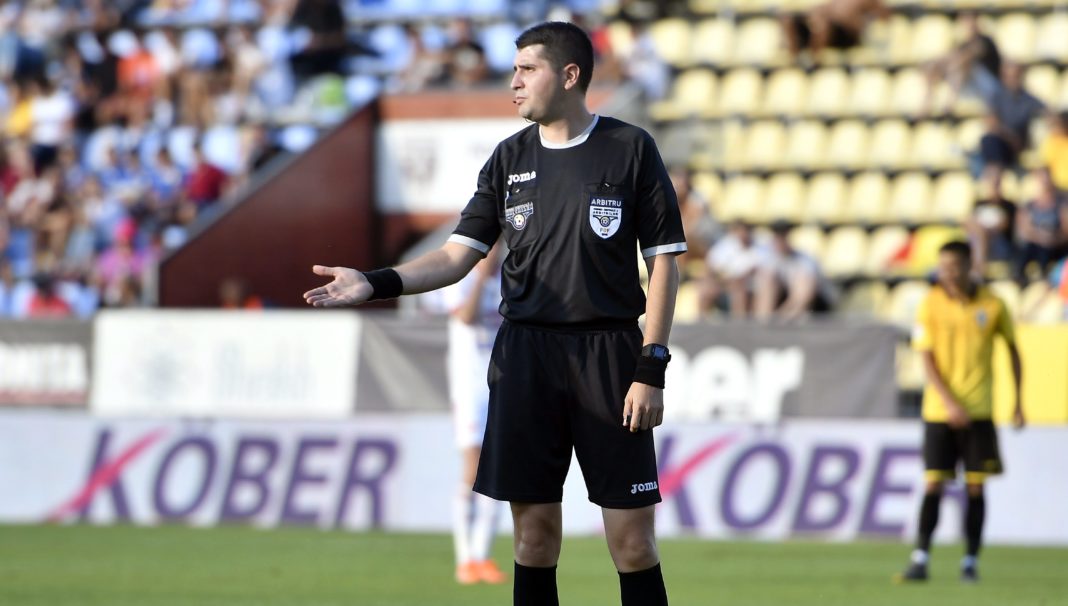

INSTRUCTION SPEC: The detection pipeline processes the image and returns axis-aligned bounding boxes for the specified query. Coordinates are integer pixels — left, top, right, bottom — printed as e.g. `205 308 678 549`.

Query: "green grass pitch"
1 525 1066 606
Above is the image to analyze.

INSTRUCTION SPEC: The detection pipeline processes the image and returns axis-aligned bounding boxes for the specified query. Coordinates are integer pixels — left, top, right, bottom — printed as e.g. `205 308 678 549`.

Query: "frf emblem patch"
506 201 534 231
589 196 623 239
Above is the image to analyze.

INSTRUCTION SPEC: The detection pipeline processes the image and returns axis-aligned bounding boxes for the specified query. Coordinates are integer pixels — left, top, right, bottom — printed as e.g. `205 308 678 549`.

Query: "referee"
895 241 1024 584
304 21 685 606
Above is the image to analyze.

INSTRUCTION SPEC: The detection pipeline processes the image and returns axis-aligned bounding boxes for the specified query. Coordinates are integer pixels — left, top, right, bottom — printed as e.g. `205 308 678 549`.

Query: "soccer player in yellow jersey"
896 241 1025 584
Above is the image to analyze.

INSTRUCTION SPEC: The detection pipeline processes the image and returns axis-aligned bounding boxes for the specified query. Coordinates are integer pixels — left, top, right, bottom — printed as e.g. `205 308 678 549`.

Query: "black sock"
917 492 941 553
514 562 558 606
965 494 986 558
619 563 669 606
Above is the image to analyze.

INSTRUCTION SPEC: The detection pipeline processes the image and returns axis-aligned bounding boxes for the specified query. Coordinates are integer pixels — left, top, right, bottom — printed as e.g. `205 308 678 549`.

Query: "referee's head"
514 21 594 94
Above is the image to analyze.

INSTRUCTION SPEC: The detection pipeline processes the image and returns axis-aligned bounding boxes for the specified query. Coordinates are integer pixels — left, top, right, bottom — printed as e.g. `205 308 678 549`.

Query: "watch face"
645 344 669 360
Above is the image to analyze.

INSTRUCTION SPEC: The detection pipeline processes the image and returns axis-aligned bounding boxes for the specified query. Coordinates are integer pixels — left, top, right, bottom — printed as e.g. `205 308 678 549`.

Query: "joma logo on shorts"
631 481 658 494
507 171 536 185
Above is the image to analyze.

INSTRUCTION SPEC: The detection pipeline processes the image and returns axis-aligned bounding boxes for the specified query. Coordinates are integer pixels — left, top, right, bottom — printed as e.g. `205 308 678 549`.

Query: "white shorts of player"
448 319 494 449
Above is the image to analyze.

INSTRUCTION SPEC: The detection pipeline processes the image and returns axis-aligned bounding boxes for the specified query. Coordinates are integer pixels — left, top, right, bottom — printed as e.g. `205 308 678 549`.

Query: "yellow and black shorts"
923 420 1004 484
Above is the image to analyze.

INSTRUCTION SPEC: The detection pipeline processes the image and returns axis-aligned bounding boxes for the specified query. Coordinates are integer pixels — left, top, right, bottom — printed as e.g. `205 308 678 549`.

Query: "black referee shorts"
923 420 1004 484
473 320 662 509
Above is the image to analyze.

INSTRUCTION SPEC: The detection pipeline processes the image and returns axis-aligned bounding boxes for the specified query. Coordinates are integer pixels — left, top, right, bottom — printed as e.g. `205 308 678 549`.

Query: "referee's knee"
514 531 561 567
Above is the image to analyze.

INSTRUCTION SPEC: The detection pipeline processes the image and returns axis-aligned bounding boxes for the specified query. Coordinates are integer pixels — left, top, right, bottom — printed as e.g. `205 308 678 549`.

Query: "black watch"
641 344 671 362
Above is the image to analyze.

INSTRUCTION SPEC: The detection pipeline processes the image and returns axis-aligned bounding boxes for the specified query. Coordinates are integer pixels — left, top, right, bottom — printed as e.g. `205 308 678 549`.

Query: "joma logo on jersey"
506 201 534 230
507 171 537 185
631 481 658 494
589 196 623 239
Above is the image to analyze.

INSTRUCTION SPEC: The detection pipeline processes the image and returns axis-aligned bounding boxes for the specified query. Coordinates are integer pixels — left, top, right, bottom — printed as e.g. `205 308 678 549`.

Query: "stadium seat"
931 172 976 223
742 120 788 170
718 69 764 117
605 19 636 58
783 120 829 170
883 279 931 328
906 225 965 276
674 280 703 324
648 18 694 67
837 280 889 317
720 175 766 222
733 18 783 66
889 68 927 117
787 224 826 259
825 120 870 171
1036 13 1068 62
887 172 934 225
761 172 807 223
866 225 911 276
909 14 954 63
849 68 892 117
804 172 848 224
956 118 985 154
692 172 722 210
995 13 1037 62
911 121 959 170
822 226 869 278
885 15 915 65
987 280 1021 319
762 68 808 117
1024 64 1060 107
806 68 851 117
868 119 912 170
691 18 735 66
845 172 890 224
649 69 718 121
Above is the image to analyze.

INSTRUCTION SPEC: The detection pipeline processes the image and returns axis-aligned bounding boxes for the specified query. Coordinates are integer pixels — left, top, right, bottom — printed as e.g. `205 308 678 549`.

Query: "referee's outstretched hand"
303 265 372 307
623 383 664 432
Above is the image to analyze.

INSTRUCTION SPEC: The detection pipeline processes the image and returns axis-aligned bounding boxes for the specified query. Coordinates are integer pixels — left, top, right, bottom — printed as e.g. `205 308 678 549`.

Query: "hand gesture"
623 382 664 433
1012 406 1026 430
945 399 971 429
303 265 372 307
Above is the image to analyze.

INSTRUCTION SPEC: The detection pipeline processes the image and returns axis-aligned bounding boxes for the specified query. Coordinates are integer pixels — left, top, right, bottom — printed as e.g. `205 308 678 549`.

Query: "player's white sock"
962 555 977 569
911 549 929 565
470 493 500 562
453 487 474 565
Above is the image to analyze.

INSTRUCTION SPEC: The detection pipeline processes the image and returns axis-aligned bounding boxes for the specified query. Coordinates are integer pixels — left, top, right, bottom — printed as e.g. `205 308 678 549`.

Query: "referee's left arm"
623 254 680 433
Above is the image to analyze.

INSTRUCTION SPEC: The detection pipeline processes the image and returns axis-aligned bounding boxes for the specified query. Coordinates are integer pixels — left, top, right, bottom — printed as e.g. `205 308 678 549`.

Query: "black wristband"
633 356 668 389
363 268 403 301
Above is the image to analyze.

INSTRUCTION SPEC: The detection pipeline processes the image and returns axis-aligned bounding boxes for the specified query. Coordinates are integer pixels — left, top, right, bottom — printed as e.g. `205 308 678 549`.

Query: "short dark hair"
515 21 594 93
939 240 972 262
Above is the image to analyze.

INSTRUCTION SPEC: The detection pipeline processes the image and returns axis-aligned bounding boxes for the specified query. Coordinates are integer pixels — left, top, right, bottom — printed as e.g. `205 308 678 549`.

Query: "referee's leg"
511 502 562 606
603 505 668 605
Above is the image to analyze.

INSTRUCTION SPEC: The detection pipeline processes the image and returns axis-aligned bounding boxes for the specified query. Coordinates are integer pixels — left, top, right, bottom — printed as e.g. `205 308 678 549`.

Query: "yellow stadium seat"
845 172 890 224
1024 64 1060 107
674 280 703 324
1036 13 1068 62
782 120 829 170
718 69 764 118
849 68 892 117
804 172 848 224
648 18 693 68
866 225 910 276
691 18 734 66
1020 281 1066 324
692 172 722 210
649 69 717 122
733 18 783 66
822 225 869 278
868 119 912 170
887 172 934 224
995 13 1037 63
883 279 931 328
911 121 960 170
1018 171 1039 202
909 15 955 63
956 118 985 153
806 68 851 117
886 15 915 65
906 224 965 276
761 172 807 223
987 279 1021 320
825 120 870 170
605 20 635 59
741 120 787 170
720 175 766 222
889 68 928 117
762 68 808 117
787 224 826 259
838 280 889 317
931 172 976 223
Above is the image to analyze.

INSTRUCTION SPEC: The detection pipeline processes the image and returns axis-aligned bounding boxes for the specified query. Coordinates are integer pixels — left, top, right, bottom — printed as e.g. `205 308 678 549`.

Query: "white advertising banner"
1 412 1064 546
375 119 528 214
90 311 361 419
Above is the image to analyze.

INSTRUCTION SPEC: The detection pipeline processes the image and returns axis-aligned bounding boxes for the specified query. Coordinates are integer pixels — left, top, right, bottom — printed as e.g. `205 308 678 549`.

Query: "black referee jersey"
448 115 687 327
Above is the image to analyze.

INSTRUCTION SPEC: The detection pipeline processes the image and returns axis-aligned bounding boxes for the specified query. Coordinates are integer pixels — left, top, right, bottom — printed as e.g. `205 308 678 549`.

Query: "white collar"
539 115 599 149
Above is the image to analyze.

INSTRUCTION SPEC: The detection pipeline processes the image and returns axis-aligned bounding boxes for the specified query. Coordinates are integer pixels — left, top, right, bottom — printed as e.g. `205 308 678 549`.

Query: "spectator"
700 220 767 318
669 166 719 274
1015 169 1068 283
754 221 837 321
442 18 490 89
392 23 445 93
921 11 1001 117
183 141 228 207
967 168 1017 277
977 62 1045 181
621 20 669 101
0 258 33 317
781 0 890 65
288 0 348 82
25 272 72 318
218 276 264 308
1040 110 1068 193
28 75 75 175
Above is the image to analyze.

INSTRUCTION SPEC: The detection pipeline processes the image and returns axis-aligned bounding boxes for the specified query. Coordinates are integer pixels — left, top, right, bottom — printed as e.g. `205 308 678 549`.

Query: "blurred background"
1 0 1067 603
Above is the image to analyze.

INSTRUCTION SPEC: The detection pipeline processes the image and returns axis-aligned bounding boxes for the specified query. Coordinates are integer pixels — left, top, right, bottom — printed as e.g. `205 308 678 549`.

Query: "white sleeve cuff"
641 242 688 258
447 234 491 254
